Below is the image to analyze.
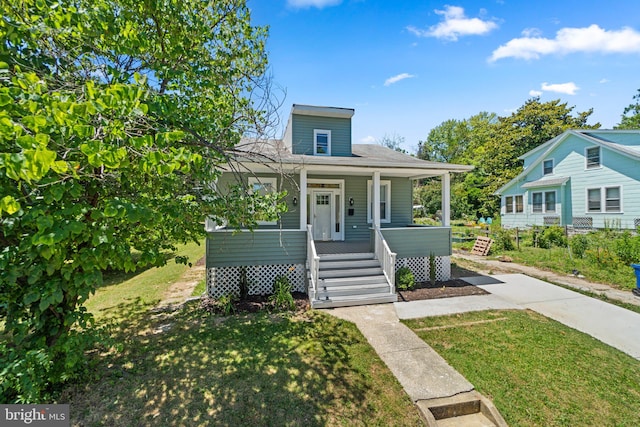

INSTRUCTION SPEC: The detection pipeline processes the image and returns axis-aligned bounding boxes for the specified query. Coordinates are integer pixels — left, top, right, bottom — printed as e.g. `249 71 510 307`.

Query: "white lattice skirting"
396 256 451 282
207 264 306 299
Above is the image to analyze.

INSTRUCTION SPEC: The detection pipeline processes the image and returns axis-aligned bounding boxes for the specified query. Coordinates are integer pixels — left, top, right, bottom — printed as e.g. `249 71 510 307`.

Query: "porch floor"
315 240 371 255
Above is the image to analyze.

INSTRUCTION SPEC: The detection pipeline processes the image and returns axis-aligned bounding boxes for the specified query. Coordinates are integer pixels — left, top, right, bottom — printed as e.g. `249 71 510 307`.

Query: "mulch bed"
201 291 309 315
397 279 489 302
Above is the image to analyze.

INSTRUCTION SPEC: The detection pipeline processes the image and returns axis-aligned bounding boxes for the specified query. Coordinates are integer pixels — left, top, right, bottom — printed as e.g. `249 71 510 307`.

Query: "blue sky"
248 0 640 153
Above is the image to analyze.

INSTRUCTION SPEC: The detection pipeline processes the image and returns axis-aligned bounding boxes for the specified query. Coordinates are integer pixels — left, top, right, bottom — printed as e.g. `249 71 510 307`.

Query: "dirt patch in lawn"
397 279 489 302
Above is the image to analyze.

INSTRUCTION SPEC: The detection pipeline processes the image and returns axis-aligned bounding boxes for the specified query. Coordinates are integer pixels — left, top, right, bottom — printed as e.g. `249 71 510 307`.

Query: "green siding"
291 114 352 156
206 230 306 267
381 227 452 257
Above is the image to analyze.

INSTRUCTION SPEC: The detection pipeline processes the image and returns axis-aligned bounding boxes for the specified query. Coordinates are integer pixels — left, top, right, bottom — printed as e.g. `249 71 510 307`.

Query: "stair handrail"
307 225 320 300
374 226 397 294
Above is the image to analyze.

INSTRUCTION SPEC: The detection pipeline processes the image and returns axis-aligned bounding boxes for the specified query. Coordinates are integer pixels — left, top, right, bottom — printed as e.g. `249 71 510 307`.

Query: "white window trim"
543 158 554 175
585 185 622 214
248 177 278 225
531 190 556 214
367 180 391 223
585 146 602 170
313 129 331 156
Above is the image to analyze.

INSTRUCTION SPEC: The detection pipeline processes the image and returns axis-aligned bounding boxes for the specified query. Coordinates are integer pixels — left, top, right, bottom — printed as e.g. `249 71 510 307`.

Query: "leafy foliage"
0 0 278 402
269 275 295 312
615 88 640 130
417 98 599 218
395 267 415 291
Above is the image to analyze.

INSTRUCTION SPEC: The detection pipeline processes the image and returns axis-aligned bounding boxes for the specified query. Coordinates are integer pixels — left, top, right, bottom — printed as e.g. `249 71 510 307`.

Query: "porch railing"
374 226 397 294
306 225 320 300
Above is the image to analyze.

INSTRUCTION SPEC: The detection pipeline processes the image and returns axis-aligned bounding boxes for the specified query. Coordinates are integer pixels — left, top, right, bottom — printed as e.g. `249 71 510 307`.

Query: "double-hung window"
587 186 621 213
586 146 601 169
543 159 554 175
515 195 524 213
532 191 555 213
367 180 391 223
248 177 278 225
505 196 514 213
314 129 331 156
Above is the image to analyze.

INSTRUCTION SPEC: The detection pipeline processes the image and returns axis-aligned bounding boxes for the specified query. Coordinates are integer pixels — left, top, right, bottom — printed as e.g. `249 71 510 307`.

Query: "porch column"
441 173 451 227
299 169 307 231
373 171 381 228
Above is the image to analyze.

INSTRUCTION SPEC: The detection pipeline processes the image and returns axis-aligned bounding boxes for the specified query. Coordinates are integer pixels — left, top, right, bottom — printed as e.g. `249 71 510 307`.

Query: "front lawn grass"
404 310 640 426
64 306 423 426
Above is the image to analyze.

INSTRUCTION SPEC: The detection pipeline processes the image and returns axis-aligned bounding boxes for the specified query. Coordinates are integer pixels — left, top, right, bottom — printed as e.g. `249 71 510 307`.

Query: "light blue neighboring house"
495 130 640 230
205 104 473 308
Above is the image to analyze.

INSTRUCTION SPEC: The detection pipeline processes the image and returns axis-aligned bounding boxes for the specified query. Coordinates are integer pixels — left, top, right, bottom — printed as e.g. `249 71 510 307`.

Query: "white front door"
312 191 333 241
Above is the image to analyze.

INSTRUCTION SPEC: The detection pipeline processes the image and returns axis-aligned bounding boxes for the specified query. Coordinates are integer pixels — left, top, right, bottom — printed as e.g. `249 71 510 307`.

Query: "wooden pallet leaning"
471 236 493 256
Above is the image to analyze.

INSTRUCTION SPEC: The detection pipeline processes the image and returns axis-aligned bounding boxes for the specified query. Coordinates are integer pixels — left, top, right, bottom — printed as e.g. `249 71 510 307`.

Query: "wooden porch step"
316 282 390 298
311 293 397 309
319 267 384 279
320 259 380 270
319 252 374 261
320 274 389 286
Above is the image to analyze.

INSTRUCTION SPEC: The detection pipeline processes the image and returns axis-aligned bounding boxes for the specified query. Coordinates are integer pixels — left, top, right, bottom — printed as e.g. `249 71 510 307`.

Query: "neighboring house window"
545 191 556 213
587 188 601 212
588 186 622 213
367 180 391 223
585 146 601 169
505 196 513 213
314 129 331 156
248 177 277 225
532 192 543 213
605 187 621 212
515 195 524 213
532 191 555 213
543 159 554 175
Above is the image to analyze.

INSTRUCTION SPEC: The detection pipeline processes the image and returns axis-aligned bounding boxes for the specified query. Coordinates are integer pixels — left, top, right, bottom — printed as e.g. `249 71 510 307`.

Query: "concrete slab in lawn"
395 294 520 319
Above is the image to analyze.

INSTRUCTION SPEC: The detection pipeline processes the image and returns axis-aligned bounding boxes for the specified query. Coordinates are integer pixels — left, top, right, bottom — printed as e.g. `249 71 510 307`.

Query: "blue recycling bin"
632 264 640 297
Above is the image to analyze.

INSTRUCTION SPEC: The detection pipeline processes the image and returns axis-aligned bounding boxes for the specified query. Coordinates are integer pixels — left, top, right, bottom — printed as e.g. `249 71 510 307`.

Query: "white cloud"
490 24 640 62
287 0 341 9
599 78 610 84
384 73 415 86
529 90 543 97
360 135 376 143
407 5 498 41
541 82 579 95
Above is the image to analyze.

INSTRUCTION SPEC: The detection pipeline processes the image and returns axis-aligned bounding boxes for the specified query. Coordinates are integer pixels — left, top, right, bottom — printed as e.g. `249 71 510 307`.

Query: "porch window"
367 180 391 223
313 129 331 156
515 195 524 213
545 191 556 213
505 196 513 214
532 192 543 213
586 146 600 169
248 177 277 225
543 159 554 175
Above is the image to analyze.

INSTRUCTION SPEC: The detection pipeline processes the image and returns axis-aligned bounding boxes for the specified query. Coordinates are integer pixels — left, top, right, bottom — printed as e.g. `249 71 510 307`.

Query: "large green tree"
1 0 281 402
417 98 598 219
615 89 640 129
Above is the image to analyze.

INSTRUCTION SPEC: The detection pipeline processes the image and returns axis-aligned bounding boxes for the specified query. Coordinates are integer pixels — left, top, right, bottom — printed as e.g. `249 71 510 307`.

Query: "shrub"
538 226 567 249
217 294 237 316
395 267 415 291
613 231 640 264
570 234 589 258
493 228 515 251
269 275 295 312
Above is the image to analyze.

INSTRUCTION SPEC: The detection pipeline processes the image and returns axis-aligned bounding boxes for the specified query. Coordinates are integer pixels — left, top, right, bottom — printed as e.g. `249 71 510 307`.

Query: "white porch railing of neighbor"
307 225 320 299
374 226 397 294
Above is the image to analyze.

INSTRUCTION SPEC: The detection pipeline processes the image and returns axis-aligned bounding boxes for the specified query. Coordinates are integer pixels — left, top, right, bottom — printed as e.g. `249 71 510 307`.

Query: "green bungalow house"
206 104 473 308
496 130 640 230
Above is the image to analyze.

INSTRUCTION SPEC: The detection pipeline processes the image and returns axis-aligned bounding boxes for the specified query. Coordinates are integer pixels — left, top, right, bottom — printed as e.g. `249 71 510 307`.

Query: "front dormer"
282 104 355 156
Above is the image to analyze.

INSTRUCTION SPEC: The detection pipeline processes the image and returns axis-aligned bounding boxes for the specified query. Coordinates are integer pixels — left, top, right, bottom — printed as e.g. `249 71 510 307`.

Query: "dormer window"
314 129 331 156
543 159 553 175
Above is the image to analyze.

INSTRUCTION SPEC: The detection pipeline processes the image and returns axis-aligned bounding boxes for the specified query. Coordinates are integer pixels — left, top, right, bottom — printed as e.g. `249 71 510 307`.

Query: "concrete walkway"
329 272 640 410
